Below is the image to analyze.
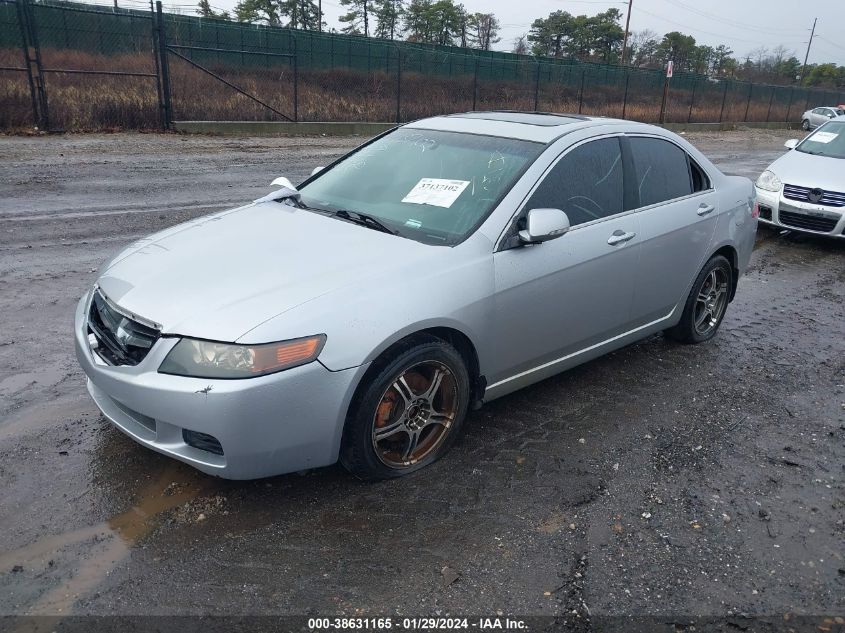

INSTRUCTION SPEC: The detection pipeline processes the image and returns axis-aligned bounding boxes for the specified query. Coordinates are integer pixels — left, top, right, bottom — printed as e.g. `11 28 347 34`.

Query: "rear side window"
689 157 711 192
629 137 693 207
524 138 624 227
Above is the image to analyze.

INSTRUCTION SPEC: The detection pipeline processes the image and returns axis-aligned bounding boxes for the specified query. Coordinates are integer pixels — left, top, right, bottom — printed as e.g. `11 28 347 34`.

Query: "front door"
489 136 641 388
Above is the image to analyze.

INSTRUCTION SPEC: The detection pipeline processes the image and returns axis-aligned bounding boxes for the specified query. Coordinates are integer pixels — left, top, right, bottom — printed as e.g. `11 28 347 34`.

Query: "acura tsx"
75 112 758 479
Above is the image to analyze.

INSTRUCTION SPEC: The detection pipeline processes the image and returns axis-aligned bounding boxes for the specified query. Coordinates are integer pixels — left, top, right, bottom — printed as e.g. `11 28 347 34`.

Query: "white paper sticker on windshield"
812 131 838 144
402 178 470 208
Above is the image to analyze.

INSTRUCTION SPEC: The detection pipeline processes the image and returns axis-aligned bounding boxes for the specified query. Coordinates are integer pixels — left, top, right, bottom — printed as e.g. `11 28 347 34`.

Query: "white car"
755 119 845 239
800 106 844 130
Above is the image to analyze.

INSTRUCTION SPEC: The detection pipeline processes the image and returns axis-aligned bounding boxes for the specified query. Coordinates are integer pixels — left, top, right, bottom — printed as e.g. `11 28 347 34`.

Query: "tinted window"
690 157 711 192
524 138 624 227
630 137 693 207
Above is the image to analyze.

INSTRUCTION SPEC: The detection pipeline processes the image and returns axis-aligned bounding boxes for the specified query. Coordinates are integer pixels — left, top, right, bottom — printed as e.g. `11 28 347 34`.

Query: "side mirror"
784 139 799 149
271 176 296 189
310 166 324 176
519 208 571 244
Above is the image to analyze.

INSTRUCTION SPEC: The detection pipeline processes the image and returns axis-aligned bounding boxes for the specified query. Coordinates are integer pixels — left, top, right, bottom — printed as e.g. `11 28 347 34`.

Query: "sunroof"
449 111 586 126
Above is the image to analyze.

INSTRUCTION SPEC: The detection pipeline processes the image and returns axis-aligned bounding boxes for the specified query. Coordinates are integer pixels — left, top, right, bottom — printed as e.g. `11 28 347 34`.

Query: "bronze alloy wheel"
371 361 459 469
694 267 729 337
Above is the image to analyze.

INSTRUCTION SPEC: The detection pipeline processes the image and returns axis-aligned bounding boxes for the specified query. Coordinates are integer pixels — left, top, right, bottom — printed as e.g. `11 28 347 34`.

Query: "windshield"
797 121 845 159
297 128 544 245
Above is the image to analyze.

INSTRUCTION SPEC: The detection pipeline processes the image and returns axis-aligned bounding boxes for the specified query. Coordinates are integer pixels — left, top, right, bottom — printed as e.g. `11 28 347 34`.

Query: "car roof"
404 111 632 144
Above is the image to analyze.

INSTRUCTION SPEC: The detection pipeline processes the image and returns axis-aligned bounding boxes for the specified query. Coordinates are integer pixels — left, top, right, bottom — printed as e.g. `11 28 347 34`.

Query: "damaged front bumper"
74 293 365 479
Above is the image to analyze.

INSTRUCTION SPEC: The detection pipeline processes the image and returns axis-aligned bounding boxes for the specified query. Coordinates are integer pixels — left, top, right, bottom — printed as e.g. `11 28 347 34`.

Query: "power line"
632 4 805 50
660 0 806 36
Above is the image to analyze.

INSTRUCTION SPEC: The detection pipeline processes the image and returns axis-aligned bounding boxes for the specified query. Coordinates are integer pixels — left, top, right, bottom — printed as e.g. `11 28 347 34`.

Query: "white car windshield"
797 121 845 159
297 129 544 245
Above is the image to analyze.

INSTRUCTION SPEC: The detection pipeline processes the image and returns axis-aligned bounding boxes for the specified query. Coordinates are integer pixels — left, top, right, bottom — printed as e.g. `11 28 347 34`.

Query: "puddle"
0 464 205 615
0 367 67 399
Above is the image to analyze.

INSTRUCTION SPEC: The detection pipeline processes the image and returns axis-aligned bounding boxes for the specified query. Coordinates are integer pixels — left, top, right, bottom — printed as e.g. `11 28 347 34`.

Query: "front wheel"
802 119 811 131
340 337 470 479
666 255 733 344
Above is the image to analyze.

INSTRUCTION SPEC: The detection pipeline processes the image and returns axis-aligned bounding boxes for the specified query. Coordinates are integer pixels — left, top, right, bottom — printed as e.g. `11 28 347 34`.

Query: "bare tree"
512 33 529 55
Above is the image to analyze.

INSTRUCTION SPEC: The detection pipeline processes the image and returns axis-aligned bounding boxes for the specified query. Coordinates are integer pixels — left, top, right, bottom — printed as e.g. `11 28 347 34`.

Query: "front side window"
297 128 543 246
629 137 693 207
523 137 625 228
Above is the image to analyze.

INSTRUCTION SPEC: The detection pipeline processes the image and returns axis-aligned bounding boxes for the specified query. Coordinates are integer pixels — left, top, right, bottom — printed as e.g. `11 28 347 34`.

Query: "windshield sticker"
405 219 422 229
402 178 470 208
811 131 838 144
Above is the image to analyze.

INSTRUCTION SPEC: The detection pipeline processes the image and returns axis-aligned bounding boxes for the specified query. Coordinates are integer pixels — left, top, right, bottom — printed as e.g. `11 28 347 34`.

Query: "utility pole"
621 0 632 65
318 0 322 31
800 17 817 84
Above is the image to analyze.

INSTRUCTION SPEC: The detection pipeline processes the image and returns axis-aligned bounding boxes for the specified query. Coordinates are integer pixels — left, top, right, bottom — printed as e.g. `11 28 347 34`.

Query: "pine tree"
372 0 404 39
339 0 371 36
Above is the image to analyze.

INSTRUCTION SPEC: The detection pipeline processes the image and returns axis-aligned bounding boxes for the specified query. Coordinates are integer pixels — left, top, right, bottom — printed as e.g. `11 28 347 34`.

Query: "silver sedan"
801 106 845 130
74 112 758 480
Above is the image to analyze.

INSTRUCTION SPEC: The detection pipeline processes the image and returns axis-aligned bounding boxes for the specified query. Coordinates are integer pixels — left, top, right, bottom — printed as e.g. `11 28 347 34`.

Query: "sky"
162 0 845 66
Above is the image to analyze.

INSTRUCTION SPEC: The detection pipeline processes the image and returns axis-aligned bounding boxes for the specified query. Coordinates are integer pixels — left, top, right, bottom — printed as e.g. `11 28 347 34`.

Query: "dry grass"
0 47 803 131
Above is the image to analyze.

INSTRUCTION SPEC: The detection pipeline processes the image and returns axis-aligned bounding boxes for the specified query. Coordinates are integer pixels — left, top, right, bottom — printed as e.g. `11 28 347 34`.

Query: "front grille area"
87 290 159 366
183 429 224 456
779 209 838 233
783 184 845 208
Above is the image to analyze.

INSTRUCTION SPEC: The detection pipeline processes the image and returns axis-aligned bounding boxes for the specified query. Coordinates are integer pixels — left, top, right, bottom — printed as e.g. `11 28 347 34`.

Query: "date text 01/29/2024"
307 617 528 630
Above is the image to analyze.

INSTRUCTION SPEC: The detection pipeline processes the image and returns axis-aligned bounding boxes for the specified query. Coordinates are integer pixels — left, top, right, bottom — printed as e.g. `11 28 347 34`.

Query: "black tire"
339 336 470 480
802 119 811 131
666 255 733 344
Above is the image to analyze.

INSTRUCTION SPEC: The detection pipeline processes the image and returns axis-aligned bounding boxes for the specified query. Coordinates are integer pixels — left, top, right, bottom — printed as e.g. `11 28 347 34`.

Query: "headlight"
755 170 782 192
159 334 326 379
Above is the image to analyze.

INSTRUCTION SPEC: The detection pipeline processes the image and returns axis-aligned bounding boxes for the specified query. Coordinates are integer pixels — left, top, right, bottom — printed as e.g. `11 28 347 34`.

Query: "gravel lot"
0 129 843 628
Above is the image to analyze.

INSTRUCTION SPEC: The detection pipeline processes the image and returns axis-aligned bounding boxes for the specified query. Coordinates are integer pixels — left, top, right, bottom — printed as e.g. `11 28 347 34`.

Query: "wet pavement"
0 129 843 625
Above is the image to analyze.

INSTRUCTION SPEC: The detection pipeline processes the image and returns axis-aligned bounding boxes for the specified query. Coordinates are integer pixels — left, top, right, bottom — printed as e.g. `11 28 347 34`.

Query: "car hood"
769 149 845 192
97 201 433 342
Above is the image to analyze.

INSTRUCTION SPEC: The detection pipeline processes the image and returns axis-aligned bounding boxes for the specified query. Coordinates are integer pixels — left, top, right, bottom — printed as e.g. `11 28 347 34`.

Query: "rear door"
627 135 719 326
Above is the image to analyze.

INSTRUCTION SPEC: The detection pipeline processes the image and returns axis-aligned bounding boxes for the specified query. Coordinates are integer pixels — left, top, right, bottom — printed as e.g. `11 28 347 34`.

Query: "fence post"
155 1 172 128
533 59 540 111
621 71 629 119
785 86 795 125
578 69 585 114
472 56 479 110
149 0 164 129
292 32 298 122
743 83 752 122
395 48 401 123
15 0 39 127
658 74 669 124
765 86 775 123
687 79 697 123
17 0 49 130
718 81 728 123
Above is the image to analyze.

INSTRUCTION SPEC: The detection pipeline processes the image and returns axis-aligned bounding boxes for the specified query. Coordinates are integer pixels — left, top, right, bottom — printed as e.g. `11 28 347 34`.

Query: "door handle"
697 203 715 216
607 231 636 245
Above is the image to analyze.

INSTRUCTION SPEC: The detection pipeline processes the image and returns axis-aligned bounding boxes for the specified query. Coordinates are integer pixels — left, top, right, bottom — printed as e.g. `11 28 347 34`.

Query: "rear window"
629 137 693 207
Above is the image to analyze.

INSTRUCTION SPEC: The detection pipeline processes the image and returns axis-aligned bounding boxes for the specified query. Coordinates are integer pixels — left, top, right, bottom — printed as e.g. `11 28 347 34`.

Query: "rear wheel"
802 119 811 131
666 255 733 344
340 337 470 479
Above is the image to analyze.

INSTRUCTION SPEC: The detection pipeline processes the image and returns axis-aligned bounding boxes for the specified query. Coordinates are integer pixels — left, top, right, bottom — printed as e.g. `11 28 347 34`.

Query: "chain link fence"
2 0 844 131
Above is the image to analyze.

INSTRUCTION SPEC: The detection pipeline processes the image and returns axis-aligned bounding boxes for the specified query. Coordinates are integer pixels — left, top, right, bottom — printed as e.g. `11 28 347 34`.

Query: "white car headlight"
159 335 326 379
755 170 782 192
